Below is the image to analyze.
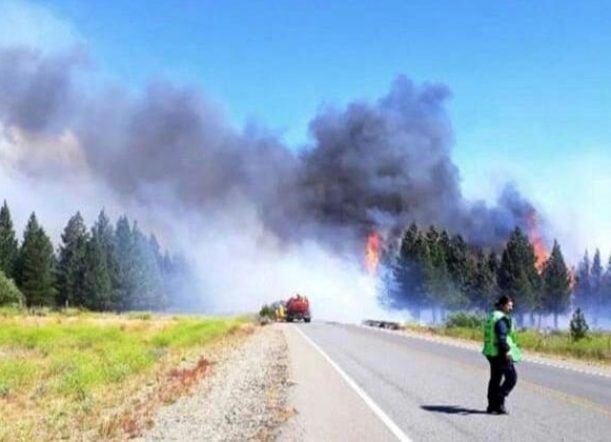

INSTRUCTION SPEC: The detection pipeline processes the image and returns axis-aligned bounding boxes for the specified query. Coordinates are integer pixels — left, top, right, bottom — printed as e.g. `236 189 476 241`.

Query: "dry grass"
0 310 248 441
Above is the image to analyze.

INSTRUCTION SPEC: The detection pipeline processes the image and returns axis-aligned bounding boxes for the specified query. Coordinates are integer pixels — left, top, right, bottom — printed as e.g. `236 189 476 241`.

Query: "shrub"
445 312 484 329
259 304 274 319
0 270 24 307
570 308 589 341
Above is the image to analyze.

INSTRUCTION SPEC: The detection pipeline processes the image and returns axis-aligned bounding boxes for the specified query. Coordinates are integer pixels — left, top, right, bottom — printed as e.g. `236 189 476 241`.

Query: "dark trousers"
487 356 517 407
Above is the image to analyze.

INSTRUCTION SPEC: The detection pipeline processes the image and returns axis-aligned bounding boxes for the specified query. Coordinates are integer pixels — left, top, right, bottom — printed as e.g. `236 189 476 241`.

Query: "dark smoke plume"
0 47 538 251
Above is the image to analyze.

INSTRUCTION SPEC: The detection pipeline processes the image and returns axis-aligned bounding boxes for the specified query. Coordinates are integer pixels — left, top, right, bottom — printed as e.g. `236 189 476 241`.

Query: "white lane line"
358 325 611 379
293 326 412 442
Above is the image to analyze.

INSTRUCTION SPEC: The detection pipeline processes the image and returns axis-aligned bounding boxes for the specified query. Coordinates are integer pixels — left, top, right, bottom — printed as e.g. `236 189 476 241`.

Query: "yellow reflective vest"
482 310 522 362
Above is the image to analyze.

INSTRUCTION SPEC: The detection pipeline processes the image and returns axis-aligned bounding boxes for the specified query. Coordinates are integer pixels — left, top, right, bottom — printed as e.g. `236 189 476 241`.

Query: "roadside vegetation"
0 309 247 441
404 311 611 363
0 200 197 313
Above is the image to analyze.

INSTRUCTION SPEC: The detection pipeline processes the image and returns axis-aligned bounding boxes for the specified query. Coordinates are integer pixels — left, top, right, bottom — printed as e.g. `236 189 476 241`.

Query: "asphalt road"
282 322 611 442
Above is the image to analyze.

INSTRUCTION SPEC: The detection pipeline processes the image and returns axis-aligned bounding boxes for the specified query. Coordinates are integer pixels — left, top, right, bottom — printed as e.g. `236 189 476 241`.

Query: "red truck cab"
285 294 311 323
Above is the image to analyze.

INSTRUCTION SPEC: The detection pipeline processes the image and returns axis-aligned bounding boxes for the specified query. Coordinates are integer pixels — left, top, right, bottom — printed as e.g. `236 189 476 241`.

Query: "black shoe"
496 404 509 415
486 403 508 415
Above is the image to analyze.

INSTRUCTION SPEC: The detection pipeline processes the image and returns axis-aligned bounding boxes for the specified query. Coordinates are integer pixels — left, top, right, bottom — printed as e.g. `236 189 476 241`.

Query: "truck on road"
286 294 311 323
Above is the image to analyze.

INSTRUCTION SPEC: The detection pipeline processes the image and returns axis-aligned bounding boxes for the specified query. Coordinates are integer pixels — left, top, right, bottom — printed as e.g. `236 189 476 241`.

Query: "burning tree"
497 227 541 325
526 212 549 272
365 231 382 275
388 223 571 326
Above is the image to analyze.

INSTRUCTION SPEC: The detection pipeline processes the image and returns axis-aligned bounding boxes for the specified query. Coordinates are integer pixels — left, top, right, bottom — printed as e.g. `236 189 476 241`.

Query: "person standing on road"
482 295 522 414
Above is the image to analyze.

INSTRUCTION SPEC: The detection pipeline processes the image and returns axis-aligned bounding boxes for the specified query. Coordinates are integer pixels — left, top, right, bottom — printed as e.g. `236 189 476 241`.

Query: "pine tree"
541 241 572 329
57 212 89 307
114 216 135 310
591 250 603 290
445 234 476 307
148 234 163 268
16 213 57 307
148 233 168 308
160 252 185 309
82 235 112 310
0 201 19 279
486 251 501 300
393 223 423 312
92 210 119 308
472 250 498 310
112 217 166 311
130 223 165 310
497 227 540 324
602 255 611 316
424 227 464 320
591 249 603 319
415 233 434 316
574 250 591 310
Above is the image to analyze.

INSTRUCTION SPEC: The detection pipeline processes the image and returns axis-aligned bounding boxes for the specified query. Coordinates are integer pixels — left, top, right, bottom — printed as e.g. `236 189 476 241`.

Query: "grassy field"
404 323 611 363
0 308 248 441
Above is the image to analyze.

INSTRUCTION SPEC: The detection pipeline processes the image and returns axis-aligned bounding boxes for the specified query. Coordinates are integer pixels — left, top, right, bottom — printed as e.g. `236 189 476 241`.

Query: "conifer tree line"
574 249 611 326
0 200 190 311
388 223 611 327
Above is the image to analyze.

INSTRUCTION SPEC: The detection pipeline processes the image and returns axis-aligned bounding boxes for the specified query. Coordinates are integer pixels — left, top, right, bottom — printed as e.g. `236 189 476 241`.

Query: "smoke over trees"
574 249 611 325
1 44 608 320
387 223 611 327
0 47 541 251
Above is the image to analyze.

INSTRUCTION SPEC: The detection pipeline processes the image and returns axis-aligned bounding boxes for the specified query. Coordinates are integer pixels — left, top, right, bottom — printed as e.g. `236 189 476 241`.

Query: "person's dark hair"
495 295 513 309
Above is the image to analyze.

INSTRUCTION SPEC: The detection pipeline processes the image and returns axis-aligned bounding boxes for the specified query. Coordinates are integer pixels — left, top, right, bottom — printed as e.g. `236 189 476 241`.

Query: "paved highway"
280 322 611 442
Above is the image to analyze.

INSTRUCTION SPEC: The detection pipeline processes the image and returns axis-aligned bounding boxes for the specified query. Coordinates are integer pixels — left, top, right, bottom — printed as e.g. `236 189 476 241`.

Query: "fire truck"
285 294 311 323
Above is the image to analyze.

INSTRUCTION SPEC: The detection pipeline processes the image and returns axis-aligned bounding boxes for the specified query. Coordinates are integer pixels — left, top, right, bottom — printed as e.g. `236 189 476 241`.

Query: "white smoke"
184 203 387 322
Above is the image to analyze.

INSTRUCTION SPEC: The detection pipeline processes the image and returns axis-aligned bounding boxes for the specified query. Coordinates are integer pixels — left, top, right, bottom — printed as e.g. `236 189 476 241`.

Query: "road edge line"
293 326 412 442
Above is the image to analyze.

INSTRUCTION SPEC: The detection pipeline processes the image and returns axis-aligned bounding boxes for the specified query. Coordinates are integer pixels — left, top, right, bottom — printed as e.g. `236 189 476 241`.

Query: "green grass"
0 359 39 395
408 324 611 362
151 317 242 348
0 315 244 397
0 311 248 440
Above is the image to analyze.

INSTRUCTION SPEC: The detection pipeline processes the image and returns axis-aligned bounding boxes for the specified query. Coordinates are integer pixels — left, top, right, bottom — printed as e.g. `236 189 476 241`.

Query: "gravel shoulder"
138 325 289 442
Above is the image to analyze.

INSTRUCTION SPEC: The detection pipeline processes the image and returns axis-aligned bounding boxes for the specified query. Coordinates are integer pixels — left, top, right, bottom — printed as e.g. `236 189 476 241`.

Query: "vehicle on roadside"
271 300 286 321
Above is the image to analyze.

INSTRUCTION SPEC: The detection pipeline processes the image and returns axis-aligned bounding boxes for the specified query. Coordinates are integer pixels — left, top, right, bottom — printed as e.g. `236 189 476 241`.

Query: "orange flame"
568 266 577 289
526 212 548 273
365 231 381 275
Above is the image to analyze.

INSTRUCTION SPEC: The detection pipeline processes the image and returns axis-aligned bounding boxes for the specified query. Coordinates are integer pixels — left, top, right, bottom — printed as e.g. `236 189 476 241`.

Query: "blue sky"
2 0 610 260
